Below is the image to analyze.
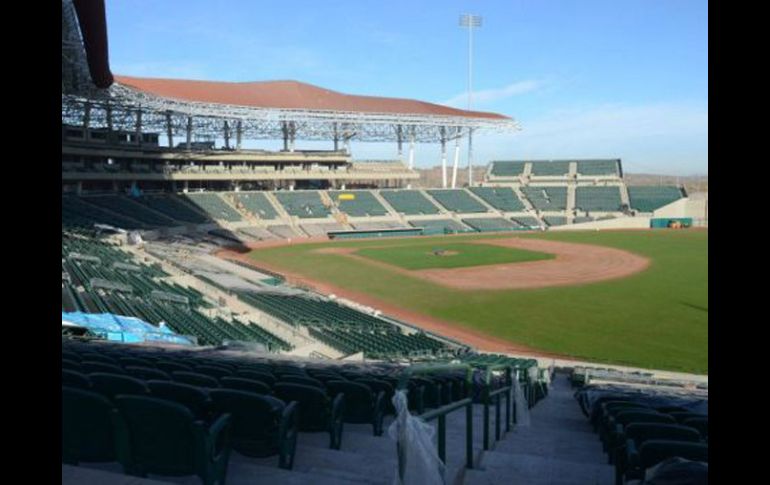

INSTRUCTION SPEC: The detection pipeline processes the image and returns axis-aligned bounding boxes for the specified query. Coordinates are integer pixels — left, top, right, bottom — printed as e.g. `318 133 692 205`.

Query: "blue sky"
105 0 708 175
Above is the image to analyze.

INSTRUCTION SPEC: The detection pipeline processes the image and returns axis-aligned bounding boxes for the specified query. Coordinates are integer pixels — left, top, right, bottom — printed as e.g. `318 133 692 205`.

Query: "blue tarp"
62 311 194 346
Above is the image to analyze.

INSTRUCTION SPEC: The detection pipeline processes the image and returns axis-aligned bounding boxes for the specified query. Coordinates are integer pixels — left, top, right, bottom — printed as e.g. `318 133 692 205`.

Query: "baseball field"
241 229 708 374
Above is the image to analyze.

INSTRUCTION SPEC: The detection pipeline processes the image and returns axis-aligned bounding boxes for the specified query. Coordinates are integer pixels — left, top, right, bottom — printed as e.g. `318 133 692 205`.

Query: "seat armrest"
207 413 232 462
330 393 345 450
373 391 386 436
279 402 299 469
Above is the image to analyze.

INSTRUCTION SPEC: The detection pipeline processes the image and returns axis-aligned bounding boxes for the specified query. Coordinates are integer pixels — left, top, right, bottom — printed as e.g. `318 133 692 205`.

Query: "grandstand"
628 186 685 212
61 2 706 484
574 186 624 212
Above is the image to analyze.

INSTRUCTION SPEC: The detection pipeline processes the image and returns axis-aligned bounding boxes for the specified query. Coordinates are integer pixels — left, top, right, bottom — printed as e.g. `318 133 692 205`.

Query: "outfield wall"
550 216 652 231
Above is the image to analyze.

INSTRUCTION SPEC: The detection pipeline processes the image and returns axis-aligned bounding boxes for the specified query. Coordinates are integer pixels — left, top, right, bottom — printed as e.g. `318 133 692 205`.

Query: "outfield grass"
355 241 553 270
248 230 708 374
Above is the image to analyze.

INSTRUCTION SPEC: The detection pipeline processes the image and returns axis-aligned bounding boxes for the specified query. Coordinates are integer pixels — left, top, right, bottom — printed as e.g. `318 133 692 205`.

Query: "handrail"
479 364 514 450
394 363 475 482
418 398 474 467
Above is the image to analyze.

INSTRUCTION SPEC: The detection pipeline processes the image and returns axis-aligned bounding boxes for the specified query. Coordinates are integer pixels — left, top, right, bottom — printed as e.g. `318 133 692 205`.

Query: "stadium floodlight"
459 14 482 186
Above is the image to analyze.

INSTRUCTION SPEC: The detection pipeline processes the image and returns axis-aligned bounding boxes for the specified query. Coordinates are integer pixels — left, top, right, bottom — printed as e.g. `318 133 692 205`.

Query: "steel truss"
62 82 519 145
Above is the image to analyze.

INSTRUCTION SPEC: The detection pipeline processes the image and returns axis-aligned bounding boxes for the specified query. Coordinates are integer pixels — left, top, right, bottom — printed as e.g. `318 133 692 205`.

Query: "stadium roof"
62 0 519 143
114 76 509 121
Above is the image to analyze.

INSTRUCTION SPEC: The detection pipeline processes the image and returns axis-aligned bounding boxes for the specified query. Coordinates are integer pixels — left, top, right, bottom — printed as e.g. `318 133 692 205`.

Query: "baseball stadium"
61 1 708 484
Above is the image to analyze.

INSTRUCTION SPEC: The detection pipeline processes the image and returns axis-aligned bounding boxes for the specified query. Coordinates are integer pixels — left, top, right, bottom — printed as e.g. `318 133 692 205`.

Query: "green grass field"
355 241 553 270
248 230 708 374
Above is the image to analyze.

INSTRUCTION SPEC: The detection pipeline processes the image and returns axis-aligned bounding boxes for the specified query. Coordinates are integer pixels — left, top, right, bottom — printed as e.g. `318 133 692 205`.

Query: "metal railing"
393 362 519 482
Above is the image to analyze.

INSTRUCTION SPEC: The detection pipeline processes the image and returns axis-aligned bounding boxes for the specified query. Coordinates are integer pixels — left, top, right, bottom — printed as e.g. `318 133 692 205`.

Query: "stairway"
465 372 613 485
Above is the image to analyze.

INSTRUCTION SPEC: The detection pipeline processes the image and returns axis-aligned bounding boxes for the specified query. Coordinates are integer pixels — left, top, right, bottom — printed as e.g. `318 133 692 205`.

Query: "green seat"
125 366 171 381
195 365 233 380
62 386 118 465
682 417 708 441
90 373 149 399
220 377 271 395
147 380 212 420
627 440 708 482
83 361 125 375
62 369 91 390
355 378 395 415
62 359 82 372
235 370 276 387
604 411 676 453
209 389 298 469
172 371 221 389
113 395 232 485
274 383 344 449
668 411 707 424
617 424 702 484
326 380 385 436
280 375 324 389
156 361 194 374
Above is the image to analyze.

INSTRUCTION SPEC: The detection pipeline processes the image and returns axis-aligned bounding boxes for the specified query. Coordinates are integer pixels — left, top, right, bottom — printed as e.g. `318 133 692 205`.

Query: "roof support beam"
166 112 174 148
440 127 447 189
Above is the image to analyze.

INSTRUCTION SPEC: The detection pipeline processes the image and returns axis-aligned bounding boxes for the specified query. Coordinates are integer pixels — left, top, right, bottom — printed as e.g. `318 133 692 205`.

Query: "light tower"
460 13 482 186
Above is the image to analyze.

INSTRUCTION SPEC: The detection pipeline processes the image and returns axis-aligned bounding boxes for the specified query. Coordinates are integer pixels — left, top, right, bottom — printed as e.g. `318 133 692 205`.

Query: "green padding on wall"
650 218 693 228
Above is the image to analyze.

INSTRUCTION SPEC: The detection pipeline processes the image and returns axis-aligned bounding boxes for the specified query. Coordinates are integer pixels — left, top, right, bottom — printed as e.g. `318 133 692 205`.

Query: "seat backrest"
326 380 373 422
155 361 193 374
147 380 211 419
616 411 676 427
62 358 82 372
280 375 324 389
62 351 81 362
62 369 91 390
125 366 171 381
273 383 330 431
220 377 271 395
62 386 117 463
668 412 707 424
172 371 220 389
209 389 285 456
194 365 232 380
682 417 708 439
639 440 708 469
235 370 276 387
411 377 440 408
625 423 702 447
120 357 153 368
114 395 200 475
355 378 394 397
79 353 118 365
90 372 149 398
82 361 125 375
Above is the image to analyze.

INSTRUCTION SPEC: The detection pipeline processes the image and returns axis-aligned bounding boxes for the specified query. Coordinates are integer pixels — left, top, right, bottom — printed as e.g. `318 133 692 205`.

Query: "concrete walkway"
466 372 613 485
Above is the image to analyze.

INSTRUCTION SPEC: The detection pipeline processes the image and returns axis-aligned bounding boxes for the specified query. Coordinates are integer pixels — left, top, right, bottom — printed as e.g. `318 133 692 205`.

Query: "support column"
396 125 403 161
185 116 193 150
408 131 415 170
468 128 474 186
333 123 339 151
165 112 174 148
282 122 289 151
289 122 296 152
452 137 460 188
83 102 91 130
223 121 231 149
183 180 189 193
236 121 242 150
134 110 142 145
440 128 448 188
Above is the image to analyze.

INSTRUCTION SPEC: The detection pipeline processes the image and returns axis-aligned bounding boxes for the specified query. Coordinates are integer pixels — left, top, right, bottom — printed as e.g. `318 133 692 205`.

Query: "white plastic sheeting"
388 390 445 485
513 373 531 427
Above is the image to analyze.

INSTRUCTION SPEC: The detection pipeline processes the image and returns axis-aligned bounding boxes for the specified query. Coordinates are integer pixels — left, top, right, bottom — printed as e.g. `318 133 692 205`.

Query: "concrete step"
467 450 614 485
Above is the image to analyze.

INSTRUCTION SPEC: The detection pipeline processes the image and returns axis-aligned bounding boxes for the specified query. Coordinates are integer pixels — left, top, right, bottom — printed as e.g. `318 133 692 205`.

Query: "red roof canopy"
115 76 509 120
